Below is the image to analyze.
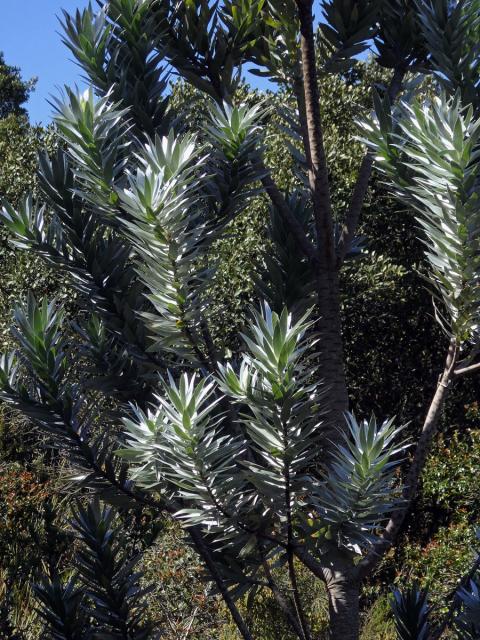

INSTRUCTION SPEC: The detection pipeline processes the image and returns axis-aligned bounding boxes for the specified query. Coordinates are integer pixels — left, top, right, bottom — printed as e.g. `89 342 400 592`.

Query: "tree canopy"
0 52 35 119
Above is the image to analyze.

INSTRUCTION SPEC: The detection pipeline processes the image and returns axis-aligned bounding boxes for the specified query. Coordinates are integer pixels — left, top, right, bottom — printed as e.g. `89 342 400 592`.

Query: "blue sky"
1 1 322 124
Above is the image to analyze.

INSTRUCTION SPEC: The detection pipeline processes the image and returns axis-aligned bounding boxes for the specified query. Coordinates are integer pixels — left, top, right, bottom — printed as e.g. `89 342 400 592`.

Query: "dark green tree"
0 52 35 119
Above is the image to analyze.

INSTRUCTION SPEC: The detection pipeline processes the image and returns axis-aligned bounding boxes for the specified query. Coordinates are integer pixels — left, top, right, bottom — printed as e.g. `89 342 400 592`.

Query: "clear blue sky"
1 0 322 125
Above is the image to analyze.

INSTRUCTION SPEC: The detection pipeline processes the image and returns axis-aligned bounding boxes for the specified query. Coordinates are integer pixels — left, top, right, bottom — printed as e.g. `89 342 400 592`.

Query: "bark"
323 555 360 640
293 73 312 169
296 0 334 265
454 360 480 376
296 0 349 440
315 268 349 441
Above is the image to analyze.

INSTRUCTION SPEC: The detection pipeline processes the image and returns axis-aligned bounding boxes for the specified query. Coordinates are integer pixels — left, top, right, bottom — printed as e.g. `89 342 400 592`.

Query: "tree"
1 1 480 639
0 52 35 119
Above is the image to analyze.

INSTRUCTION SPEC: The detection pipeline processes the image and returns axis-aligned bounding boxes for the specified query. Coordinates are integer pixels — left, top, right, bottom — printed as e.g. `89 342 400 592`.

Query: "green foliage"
0 56 67 640
360 596 396 640
417 0 480 112
374 1 427 70
317 414 408 548
121 301 405 571
390 587 431 640
319 0 378 73
422 427 480 512
52 87 130 213
456 572 480 639
34 576 86 640
0 460 67 639
0 52 35 118
61 1 172 137
35 500 154 640
140 520 233 638
362 91 480 343
2 1 480 638
0 116 59 351
390 424 480 612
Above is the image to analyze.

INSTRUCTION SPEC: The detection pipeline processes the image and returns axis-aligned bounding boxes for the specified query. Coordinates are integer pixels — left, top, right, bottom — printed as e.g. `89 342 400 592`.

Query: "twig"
182 604 199 639
454 361 480 377
262 559 306 639
189 528 254 640
287 550 312 640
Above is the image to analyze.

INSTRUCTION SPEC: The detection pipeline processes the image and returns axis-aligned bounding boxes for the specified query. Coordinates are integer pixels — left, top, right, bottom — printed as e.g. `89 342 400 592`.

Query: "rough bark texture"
315 269 349 441
297 0 334 261
323 554 360 640
296 0 349 440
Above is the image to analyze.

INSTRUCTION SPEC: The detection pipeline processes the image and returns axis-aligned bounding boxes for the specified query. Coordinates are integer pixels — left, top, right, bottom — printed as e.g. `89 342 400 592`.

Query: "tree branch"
357 339 459 578
293 72 312 169
293 544 327 581
189 528 254 640
296 0 334 267
263 559 306 640
283 419 311 640
336 66 406 266
287 550 311 640
454 361 480 377
7 391 253 639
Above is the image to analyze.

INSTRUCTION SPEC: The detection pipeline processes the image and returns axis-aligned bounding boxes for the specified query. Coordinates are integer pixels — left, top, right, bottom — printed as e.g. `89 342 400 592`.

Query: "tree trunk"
295 0 350 440
323 559 360 640
316 268 349 443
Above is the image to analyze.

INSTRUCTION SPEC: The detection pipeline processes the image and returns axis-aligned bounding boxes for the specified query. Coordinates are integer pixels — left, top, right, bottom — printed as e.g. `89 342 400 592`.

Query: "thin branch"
454 361 480 377
357 339 459 578
189 528 254 640
293 72 312 169
283 417 311 640
296 0 335 267
293 544 327 581
262 559 305 640
282 410 311 640
182 605 199 639
3 390 252 639
287 551 311 640
336 66 406 266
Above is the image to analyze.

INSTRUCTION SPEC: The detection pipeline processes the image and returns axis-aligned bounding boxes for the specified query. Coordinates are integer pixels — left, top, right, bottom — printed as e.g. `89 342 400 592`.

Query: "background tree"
0 53 62 639
0 52 35 119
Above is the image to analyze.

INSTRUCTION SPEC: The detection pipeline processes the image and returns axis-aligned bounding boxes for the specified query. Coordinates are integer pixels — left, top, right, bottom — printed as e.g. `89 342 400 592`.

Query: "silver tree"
1 1 480 638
